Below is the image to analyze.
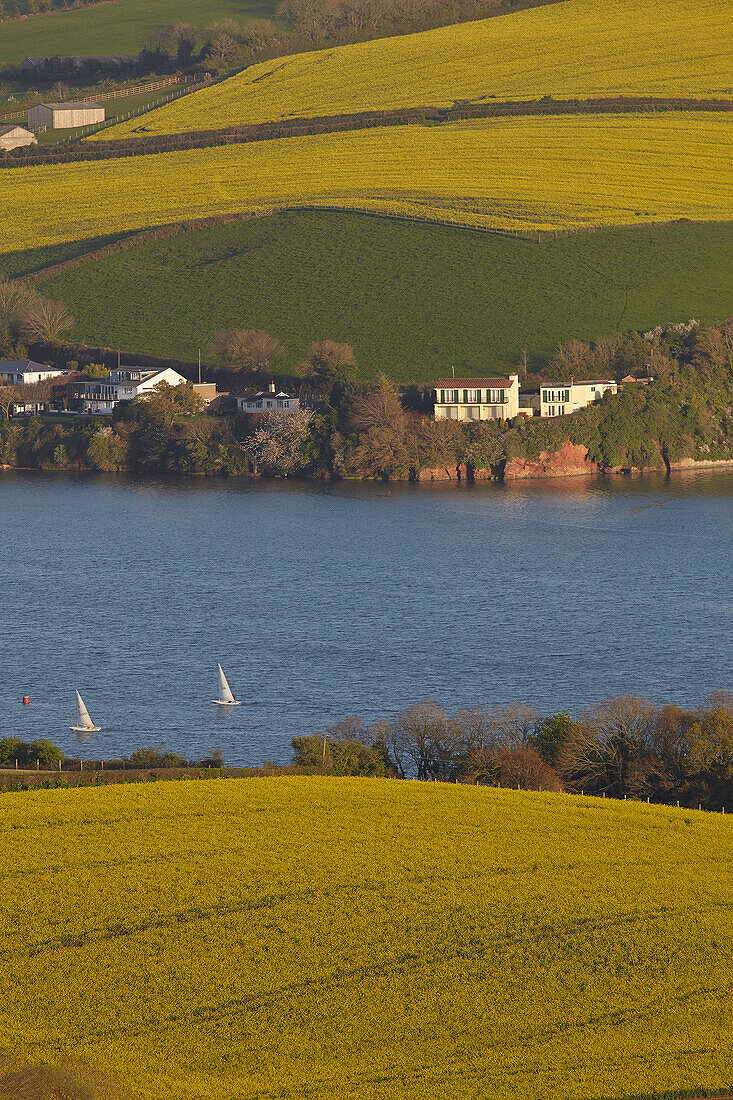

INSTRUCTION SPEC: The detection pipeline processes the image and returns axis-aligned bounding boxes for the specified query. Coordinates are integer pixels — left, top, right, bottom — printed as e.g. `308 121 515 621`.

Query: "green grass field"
0 0 277 66
99 0 733 139
35 213 733 378
2 776 733 1100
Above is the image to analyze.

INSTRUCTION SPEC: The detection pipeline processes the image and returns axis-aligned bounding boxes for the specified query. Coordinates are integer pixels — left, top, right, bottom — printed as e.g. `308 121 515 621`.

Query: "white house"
71 366 189 414
237 382 301 414
540 379 618 418
0 360 69 385
434 375 521 421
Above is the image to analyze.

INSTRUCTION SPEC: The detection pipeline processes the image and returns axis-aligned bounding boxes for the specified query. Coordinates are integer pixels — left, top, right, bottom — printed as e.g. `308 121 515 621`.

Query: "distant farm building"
27 102 105 130
0 124 37 151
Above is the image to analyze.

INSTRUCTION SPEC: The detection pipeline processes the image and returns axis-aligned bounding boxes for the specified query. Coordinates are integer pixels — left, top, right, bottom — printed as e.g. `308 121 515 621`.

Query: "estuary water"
1 469 732 765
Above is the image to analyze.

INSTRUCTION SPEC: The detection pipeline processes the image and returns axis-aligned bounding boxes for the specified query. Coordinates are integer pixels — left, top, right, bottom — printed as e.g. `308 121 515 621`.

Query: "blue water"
1 469 732 765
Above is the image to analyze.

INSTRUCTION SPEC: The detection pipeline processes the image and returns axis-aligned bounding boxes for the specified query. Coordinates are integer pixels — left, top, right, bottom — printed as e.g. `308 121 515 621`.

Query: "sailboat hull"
70 725 101 732
212 699 241 706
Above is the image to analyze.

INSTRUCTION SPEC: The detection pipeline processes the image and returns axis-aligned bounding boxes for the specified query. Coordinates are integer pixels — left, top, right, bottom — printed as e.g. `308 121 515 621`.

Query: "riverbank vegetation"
4 690 733 810
295 691 733 810
1 316 731 478
2 772 733 1100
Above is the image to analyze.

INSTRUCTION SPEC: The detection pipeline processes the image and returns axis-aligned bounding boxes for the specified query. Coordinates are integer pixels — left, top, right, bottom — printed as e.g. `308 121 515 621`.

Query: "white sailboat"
212 663 241 706
70 689 101 733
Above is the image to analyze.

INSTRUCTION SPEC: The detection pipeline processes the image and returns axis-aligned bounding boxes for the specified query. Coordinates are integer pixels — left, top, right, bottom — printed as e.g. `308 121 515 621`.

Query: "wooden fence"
0 75 207 125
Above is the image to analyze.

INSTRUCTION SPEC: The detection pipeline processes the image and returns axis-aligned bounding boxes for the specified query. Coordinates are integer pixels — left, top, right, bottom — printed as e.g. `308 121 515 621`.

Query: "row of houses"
2 359 637 423
433 374 620 422
0 360 300 417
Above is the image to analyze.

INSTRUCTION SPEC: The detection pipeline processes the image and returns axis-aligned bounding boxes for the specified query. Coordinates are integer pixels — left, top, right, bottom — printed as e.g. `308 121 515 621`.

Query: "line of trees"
292 692 733 810
0 738 223 769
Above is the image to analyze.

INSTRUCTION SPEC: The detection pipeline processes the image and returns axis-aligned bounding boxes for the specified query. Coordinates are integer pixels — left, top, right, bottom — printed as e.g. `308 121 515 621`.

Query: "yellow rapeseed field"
2 113 732 254
98 0 733 139
1 776 733 1100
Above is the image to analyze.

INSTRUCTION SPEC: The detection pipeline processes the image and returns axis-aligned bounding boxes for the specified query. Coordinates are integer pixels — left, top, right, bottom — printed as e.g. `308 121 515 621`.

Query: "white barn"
0 124 37 151
27 102 105 130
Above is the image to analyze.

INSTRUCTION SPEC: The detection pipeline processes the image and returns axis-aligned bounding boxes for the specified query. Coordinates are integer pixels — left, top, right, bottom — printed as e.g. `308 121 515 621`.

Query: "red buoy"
22 695 30 706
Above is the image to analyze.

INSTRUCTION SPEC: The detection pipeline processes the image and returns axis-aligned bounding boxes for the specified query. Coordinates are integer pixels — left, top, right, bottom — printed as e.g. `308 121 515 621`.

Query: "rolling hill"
35 213 733 379
97 0 733 139
2 113 732 256
2 777 733 1100
0 0 277 66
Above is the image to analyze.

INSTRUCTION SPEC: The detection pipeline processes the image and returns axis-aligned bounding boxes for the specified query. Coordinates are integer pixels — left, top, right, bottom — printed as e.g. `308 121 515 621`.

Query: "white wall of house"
434 375 520 421
0 361 67 385
78 368 189 413
237 392 301 414
540 380 618 418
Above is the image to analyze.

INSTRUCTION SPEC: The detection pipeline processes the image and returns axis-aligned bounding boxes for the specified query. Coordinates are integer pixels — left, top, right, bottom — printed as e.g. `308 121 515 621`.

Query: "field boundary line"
2 96 732 168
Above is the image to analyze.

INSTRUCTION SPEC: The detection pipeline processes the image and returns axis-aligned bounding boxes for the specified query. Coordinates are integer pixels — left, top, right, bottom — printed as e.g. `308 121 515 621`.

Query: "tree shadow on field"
0 1056 130 1100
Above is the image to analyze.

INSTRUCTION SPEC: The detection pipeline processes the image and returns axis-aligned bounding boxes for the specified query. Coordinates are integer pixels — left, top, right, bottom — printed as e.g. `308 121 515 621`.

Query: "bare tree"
18 297 74 343
299 340 356 384
488 702 540 750
349 374 405 433
209 329 285 379
558 696 659 798
386 701 460 781
548 339 592 382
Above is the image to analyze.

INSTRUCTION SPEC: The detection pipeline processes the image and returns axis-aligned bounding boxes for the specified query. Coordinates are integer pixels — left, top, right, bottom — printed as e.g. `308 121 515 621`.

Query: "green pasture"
0 0 278 66
32 212 733 379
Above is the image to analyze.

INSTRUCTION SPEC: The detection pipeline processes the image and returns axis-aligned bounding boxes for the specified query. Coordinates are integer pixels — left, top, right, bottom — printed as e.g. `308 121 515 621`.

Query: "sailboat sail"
218 664 235 704
75 690 96 731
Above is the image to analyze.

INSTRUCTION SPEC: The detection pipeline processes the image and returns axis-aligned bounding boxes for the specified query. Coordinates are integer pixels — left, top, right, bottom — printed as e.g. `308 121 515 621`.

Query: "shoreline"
3 457 733 483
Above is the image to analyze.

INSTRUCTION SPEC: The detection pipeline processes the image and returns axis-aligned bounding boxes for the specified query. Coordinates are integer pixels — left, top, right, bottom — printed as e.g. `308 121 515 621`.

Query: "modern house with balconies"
69 366 189 414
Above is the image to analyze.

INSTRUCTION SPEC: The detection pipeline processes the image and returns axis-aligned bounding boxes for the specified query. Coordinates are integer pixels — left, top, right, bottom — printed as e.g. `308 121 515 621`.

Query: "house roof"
0 124 32 137
43 101 102 111
435 377 514 389
240 390 294 401
0 359 53 373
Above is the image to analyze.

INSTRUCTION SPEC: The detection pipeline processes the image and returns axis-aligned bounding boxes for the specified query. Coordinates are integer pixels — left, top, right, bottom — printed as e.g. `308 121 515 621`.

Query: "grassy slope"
2 777 733 1100
98 0 733 138
37 213 733 378
2 114 732 255
0 0 277 65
